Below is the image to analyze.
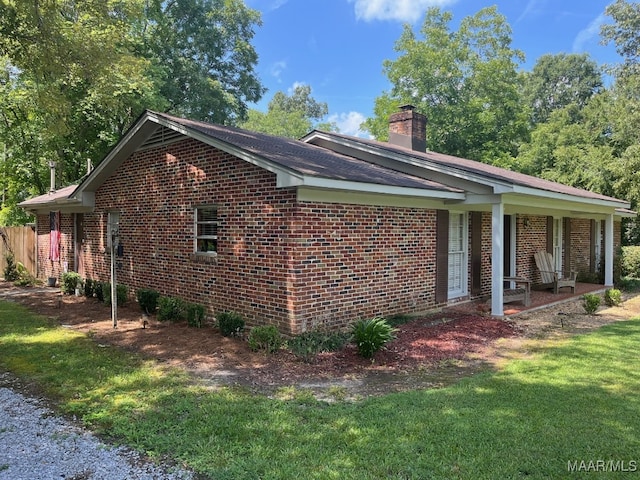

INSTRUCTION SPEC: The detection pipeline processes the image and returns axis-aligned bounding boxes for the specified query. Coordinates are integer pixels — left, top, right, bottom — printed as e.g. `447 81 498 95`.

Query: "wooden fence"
0 226 36 277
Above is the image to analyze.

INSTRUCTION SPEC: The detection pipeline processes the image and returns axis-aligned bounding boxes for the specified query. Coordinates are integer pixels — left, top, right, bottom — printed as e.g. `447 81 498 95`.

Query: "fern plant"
351 317 396 359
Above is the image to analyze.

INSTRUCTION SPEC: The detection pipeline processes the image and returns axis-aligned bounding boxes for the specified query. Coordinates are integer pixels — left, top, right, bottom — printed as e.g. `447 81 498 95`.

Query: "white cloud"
348 0 458 23
573 13 606 52
270 60 287 82
328 111 371 138
515 0 545 24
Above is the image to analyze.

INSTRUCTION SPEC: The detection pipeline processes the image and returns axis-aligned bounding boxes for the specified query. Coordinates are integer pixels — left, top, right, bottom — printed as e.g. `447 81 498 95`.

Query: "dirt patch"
1 281 638 400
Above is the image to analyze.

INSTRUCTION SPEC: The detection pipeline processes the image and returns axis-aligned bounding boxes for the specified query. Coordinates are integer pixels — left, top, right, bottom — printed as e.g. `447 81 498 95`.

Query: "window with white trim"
195 206 218 254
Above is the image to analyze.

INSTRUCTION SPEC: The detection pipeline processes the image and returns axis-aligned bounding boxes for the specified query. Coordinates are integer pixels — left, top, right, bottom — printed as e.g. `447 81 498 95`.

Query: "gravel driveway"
0 373 194 480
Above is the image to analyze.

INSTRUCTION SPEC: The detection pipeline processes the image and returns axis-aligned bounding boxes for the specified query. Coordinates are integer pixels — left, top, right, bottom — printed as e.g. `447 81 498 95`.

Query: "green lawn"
1 299 639 479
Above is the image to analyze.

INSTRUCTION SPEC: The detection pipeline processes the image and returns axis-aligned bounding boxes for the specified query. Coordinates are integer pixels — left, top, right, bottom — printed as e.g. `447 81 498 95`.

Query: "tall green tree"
140 0 265 124
241 84 334 139
363 6 529 164
0 0 265 225
523 53 603 125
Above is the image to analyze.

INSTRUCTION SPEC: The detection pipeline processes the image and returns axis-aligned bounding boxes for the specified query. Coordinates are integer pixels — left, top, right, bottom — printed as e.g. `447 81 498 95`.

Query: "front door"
448 212 468 299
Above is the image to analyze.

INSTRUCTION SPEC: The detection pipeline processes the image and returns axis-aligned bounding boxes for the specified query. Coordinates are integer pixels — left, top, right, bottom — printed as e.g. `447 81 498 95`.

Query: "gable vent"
137 126 185 151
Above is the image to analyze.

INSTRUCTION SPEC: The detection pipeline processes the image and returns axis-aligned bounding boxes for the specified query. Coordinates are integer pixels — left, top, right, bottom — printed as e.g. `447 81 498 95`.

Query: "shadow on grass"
2 300 640 479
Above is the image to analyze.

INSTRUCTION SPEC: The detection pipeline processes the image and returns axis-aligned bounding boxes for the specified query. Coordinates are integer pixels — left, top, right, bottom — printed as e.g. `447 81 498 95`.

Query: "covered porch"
449 282 608 317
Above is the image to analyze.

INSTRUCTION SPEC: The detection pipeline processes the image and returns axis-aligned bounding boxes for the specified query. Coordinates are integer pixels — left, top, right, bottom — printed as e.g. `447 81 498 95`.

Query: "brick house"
20 107 633 334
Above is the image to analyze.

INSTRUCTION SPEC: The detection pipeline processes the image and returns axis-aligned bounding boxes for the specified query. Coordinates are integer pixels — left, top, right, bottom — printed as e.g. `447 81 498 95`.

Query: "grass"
2 300 640 479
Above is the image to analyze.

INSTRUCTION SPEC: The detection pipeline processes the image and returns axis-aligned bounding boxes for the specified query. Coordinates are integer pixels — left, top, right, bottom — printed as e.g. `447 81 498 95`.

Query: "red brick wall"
572 218 592 274
72 138 440 334
36 212 75 280
289 204 438 331
31 137 625 332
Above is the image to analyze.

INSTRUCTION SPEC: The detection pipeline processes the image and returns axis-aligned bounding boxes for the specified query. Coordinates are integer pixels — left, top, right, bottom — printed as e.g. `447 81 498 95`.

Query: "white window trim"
194 205 218 255
448 211 468 300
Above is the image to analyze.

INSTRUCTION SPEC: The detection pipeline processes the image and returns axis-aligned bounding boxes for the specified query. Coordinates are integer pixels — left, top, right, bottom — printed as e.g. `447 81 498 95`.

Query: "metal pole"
111 230 117 328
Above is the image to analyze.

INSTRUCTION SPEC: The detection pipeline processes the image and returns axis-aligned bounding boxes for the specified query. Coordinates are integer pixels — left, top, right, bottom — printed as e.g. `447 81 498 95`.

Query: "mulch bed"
0 281 522 395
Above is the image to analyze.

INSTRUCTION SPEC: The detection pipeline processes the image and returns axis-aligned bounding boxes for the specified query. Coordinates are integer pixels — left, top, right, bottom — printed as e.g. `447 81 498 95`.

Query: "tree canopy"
522 53 603 125
240 84 335 139
0 0 264 224
363 6 529 164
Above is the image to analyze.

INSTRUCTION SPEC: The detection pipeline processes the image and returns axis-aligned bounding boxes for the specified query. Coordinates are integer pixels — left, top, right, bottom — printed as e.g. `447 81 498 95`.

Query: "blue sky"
243 0 621 136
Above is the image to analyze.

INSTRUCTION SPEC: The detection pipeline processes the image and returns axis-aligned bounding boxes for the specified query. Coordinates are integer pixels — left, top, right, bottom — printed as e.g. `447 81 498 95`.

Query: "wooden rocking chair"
533 251 577 294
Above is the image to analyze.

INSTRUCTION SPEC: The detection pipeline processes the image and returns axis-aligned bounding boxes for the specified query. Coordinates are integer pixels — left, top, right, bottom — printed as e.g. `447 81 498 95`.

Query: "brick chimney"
388 105 427 152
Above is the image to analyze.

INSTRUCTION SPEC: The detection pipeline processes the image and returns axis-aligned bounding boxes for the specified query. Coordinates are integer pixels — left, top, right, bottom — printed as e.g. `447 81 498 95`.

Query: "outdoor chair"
533 251 577 294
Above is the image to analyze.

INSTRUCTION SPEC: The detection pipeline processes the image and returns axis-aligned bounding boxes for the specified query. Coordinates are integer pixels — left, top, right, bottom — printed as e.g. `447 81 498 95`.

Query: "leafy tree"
140 0 265 124
601 0 640 67
363 6 529 164
241 84 335 138
0 0 265 225
523 53 603 124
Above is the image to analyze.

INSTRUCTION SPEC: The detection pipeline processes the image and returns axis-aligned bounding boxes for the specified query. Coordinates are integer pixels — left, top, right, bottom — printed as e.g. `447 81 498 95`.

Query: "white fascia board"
294 176 465 200
449 193 502 205
297 187 451 209
509 185 630 210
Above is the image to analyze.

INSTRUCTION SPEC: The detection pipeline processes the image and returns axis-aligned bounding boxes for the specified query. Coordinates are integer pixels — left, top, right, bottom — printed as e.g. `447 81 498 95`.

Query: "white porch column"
491 202 505 316
604 213 614 287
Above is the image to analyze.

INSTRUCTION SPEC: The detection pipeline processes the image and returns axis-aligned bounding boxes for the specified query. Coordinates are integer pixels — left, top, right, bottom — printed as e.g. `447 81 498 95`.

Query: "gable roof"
20 109 632 218
302 130 627 206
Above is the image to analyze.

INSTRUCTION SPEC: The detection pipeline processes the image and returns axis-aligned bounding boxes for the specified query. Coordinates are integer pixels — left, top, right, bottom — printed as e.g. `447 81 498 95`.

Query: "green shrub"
157 296 187 322
94 281 104 302
385 313 414 327
217 311 245 337
604 288 623 307
136 288 160 314
61 272 82 295
352 317 396 359
102 282 128 306
582 293 601 315
187 303 206 328
84 278 95 298
620 246 640 278
248 325 282 353
287 330 351 362
3 253 18 281
12 262 37 287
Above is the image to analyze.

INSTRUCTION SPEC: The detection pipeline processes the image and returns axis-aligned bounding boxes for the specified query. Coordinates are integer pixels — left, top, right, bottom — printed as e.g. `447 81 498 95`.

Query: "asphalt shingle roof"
153 112 462 193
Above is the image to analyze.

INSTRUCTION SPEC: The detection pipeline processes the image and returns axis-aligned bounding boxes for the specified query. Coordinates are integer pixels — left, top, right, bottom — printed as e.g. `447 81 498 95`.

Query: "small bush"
620 246 640 278
94 281 104 302
3 253 18 281
157 296 187 322
248 325 282 353
217 311 245 337
137 288 160 314
582 293 601 315
604 288 623 307
385 313 414 327
102 282 128 306
187 303 206 327
352 317 396 359
12 261 37 287
84 278 95 298
61 272 82 295
287 330 351 362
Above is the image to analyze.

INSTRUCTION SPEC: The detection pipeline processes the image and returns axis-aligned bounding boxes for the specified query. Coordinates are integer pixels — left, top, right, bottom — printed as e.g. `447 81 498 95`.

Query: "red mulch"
0 282 521 394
